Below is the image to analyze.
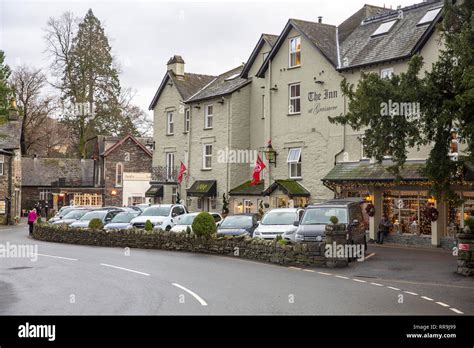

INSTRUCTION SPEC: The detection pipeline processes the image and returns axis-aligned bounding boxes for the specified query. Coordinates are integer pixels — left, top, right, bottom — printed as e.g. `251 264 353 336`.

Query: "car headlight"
154 221 162 226
285 229 296 235
295 234 304 240
254 230 261 235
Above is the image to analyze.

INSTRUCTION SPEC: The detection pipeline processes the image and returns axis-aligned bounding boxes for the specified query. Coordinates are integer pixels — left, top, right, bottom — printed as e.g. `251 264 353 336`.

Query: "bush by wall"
88 218 103 229
192 212 217 237
32 224 326 267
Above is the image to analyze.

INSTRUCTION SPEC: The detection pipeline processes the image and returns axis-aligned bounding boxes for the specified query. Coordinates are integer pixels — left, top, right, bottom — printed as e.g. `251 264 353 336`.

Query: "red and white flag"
251 154 266 185
177 161 187 184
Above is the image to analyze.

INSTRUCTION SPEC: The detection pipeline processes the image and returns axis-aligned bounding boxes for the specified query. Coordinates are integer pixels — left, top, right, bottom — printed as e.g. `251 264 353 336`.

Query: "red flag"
251 154 266 185
177 161 187 184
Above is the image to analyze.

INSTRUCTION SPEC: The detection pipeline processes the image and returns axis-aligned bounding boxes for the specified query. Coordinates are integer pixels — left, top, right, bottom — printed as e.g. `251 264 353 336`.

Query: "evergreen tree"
0 51 12 117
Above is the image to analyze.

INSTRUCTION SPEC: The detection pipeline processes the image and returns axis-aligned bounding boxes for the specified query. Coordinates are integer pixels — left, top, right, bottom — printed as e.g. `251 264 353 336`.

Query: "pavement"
0 223 472 315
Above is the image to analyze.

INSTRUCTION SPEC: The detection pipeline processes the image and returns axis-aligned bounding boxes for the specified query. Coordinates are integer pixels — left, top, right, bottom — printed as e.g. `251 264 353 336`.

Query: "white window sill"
288 112 301 116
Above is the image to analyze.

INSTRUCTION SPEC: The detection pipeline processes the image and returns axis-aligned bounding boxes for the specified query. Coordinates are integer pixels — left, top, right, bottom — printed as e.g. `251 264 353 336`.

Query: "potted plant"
463 217 474 234
222 193 229 218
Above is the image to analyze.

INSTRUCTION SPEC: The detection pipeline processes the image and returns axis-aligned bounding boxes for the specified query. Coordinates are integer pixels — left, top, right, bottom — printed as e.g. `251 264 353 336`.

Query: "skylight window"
417 7 442 26
371 19 397 37
224 73 240 81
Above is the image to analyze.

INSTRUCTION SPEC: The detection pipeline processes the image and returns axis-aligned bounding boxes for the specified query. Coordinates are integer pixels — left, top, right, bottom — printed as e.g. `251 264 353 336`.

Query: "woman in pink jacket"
27 209 38 235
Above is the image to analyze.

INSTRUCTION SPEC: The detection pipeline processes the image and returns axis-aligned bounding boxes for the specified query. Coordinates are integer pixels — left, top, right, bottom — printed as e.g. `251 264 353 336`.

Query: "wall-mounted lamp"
263 140 278 167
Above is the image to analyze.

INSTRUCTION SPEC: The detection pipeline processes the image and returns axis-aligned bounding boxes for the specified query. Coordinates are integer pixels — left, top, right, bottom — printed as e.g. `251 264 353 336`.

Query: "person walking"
377 215 392 244
27 208 38 236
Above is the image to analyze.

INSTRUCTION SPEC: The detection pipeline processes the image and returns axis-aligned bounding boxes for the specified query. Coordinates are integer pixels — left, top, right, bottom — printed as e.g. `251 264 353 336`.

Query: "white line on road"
352 279 366 283
288 266 302 271
303 269 315 273
436 302 450 307
421 296 434 301
370 282 384 287
387 286 401 291
449 308 464 314
37 253 78 261
335 275 349 279
404 291 418 296
99 263 150 276
317 272 332 276
172 283 208 306
364 253 376 260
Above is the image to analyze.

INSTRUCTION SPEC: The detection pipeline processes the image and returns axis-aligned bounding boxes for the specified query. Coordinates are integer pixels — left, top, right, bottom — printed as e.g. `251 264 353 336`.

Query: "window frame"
116 162 123 187
289 36 301 68
205 104 213 129
287 148 302 179
289 83 301 115
166 152 175 180
0 155 4 176
202 144 213 170
380 68 394 79
184 108 190 133
167 111 174 135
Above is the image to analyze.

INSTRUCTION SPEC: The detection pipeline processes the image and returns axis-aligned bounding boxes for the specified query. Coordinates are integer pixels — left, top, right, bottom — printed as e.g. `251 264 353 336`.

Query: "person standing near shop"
27 208 38 236
377 215 392 244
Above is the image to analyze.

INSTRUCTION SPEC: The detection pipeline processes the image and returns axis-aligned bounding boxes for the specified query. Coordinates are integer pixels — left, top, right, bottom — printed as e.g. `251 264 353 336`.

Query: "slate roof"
338 5 391 43
149 71 215 110
186 65 251 103
339 1 443 70
262 179 311 197
22 157 95 187
241 33 279 78
0 116 21 150
97 135 153 156
102 134 153 157
229 180 264 196
322 161 427 182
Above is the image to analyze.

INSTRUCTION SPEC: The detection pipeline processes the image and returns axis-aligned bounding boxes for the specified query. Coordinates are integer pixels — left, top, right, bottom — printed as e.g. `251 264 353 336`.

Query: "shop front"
229 180 264 215
262 179 310 209
186 180 217 212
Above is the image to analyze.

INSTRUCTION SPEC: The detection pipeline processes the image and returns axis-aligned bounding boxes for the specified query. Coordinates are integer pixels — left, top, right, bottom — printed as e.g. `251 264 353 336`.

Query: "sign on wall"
0 200 5 214
308 89 339 116
123 172 151 181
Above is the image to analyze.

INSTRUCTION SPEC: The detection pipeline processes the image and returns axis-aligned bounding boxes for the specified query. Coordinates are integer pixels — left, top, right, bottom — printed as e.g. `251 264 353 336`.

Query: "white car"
170 212 223 233
253 208 304 241
129 204 187 231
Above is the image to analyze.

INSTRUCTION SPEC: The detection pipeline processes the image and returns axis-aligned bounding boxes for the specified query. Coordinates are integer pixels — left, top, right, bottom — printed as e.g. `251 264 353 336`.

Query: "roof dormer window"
417 7 442 26
371 19 397 37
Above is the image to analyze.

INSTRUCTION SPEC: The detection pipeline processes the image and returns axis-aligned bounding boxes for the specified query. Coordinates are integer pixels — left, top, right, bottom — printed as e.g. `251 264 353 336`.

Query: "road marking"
172 283 208 306
364 252 376 260
99 263 150 276
421 296 434 301
288 266 302 271
387 286 400 291
370 282 384 287
352 279 366 283
449 308 464 314
404 291 418 296
303 269 315 273
436 302 450 307
335 275 349 279
317 272 332 276
37 253 78 261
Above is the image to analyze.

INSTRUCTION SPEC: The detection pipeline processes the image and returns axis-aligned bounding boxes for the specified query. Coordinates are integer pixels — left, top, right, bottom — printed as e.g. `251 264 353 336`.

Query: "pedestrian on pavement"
377 215 392 244
44 202 49 218
27 208 38 235
35 202 41 216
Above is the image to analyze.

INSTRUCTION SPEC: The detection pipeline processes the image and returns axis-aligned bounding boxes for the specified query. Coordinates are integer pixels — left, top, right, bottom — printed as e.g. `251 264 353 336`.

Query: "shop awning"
229 180 264 196
145 184 164 197
322 161 427 183
262 179 310 197
187 180 217 197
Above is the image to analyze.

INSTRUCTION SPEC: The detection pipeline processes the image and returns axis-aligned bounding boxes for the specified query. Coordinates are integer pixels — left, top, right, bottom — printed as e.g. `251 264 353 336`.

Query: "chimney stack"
318 16 323 23
167 55 185 79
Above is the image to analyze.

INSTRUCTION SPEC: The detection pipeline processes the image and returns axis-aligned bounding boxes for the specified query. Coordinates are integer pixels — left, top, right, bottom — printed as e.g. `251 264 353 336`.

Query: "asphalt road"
0 224 472 315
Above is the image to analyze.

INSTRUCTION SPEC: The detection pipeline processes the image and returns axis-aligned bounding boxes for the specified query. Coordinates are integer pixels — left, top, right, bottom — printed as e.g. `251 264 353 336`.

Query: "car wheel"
165 226 171 232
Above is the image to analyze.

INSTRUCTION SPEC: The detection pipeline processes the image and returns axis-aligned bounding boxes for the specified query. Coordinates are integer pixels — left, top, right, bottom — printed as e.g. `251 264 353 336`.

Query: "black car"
295 198 367 248
217 214 259 237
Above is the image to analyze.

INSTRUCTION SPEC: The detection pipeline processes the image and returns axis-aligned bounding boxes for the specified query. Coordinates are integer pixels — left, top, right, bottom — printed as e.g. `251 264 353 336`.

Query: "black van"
294 198 367 248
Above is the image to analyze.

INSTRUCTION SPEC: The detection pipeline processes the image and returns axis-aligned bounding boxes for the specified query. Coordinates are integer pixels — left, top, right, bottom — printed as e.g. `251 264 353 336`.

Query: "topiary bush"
144 220 153 231
88 218 104 230
329 216 339 224
192 212 217 237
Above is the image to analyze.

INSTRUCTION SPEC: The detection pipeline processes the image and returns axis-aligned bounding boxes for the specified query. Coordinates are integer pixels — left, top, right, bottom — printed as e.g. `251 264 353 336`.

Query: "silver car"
52 209 91 226
253 208 304 241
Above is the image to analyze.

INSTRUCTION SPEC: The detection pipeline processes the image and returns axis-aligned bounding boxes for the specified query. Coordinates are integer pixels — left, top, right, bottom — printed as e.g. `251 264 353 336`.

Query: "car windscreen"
177 214 197 225
220 216 253 228
63 210 88 220
111 212 138 223
261 211 296 225
80 211 107 221
141 206 171 217
59 208 75 217
301 207 348 225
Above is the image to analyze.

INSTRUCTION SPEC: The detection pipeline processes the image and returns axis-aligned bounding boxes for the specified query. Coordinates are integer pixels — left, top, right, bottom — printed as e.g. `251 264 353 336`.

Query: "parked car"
129 204 187 231
127 205 144 213
104 211 141 230
51 209 92 226
253 208 304 241
217 214 259 237
170 212 223 233
294 199 367 248
48 207 79 223
69 209 124 229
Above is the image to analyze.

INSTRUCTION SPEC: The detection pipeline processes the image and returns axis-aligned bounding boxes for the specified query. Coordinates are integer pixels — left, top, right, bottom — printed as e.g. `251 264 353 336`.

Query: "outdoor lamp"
264 140 278 167
111 190 117 196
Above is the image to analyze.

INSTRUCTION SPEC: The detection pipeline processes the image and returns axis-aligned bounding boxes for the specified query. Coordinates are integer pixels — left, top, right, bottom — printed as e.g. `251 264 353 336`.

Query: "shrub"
464 217 474 231
36 217 43 224
278 239 288 245
144 220 153 231
275 235 282 241
192 212 217 237
88 218 104 230
329 216 339 224
186 226 192 234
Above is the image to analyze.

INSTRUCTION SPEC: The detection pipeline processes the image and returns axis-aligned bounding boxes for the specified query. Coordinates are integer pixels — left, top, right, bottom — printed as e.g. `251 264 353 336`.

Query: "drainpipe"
226 96 231 195
6 152 13 225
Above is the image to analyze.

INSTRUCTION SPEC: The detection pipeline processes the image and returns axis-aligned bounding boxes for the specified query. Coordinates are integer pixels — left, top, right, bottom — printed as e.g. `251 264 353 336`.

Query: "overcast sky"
1 0 418 117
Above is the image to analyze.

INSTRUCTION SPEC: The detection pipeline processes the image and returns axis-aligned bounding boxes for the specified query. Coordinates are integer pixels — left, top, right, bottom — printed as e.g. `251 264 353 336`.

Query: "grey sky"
1 0 418 116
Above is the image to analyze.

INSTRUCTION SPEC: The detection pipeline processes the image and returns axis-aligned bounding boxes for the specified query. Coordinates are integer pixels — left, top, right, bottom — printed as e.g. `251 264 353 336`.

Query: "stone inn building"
149 0 471 247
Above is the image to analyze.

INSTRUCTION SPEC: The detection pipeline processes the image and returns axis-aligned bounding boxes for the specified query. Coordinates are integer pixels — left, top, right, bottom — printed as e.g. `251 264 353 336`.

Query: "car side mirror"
172 212 177 217
293 221 300 227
